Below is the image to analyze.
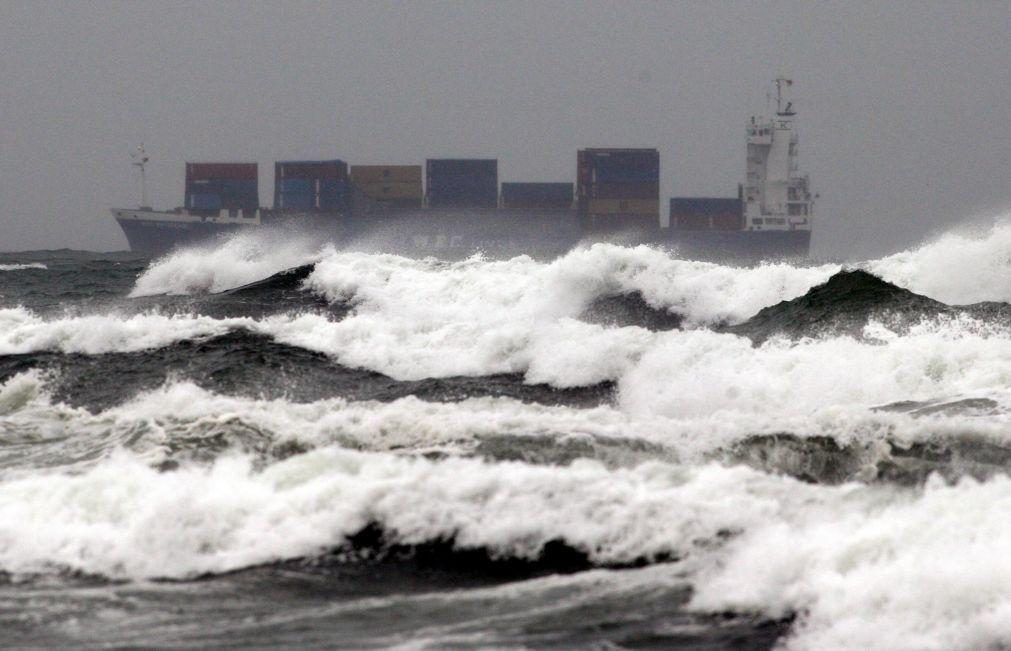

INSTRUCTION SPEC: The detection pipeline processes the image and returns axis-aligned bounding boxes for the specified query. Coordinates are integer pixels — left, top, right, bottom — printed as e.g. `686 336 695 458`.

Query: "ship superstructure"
743 77 814 232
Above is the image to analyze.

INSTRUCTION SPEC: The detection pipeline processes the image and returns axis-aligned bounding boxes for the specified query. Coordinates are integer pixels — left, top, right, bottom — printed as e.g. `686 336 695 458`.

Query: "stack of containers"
350 165 423 210
500 183 573 211
185 163 258 212
274 160 349 212
669 198 743 231
576 149 659 230
426 159 498 209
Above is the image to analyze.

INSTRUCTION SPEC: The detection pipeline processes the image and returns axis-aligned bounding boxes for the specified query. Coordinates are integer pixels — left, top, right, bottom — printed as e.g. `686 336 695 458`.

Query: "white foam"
870 217 1011 304
0 263 47 271
273 244 835 382
305 243 838 328
3 372 1008 482
4 306 1008 427
0 307 248 355
0 448 1008 649
0 450 821 579
688 473 1011 651
618 319 1011 418
130 231 327 296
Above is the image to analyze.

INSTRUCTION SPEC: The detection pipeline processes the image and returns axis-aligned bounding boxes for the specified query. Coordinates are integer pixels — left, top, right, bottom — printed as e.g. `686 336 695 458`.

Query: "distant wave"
0 263 46 271
128 216 1011 309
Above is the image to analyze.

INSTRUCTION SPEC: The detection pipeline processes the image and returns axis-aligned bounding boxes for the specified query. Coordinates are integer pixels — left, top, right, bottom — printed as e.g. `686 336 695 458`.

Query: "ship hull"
651 229 811 263
113 209 256 256
112 208 810 263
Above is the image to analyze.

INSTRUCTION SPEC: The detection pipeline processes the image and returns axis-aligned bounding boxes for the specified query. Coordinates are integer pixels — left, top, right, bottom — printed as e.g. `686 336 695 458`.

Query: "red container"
276 160 348 180
186 163 258 181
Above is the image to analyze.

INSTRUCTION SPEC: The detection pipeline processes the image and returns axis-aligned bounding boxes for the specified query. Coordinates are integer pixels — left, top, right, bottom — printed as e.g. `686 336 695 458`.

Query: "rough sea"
1 222 1009 649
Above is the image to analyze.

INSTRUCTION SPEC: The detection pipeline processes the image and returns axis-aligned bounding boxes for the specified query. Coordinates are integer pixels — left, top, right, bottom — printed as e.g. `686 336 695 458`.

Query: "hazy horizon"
1 0 1007 259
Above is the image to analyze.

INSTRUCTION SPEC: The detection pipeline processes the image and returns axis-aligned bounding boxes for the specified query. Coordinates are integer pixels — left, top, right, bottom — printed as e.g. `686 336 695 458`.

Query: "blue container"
501 183 572 207
279 191 315 210
428 186 498 208
188 193 222 210
273 179 349 211
217 179 258 208
318 179 349 208
426 159 497 192
279 178 313 194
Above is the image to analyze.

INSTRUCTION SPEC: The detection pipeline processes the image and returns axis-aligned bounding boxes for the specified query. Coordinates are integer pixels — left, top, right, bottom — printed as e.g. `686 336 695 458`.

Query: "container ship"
113 79 813 263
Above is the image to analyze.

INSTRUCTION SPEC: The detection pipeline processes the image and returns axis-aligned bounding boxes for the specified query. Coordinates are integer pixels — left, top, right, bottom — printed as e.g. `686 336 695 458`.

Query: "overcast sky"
1 0 1007 258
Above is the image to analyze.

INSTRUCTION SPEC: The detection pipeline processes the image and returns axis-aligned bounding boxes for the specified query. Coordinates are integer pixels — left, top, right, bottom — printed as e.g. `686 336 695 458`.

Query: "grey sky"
1 0 1007 258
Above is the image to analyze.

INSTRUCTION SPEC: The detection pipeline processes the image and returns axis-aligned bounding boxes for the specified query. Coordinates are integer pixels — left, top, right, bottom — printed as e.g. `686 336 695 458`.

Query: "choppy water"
1 221 1010 649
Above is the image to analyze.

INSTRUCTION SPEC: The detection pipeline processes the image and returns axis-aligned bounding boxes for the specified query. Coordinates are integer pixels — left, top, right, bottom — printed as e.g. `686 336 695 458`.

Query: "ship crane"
131 143 151 210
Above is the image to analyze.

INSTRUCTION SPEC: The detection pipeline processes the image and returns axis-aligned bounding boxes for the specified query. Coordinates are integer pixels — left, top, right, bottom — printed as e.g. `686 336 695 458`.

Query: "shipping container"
278 178 313 194
275 160 348 181
500 183 573 210
184 163 259 211
351 165 422 184
355 182 424 201
591 182 659 200
273 161 350 211
186 162 258 181
669 197 743 231
188 193 223 210
319 180 350 212
594 162 658 184
426 159 497 182
277 191 315 210
426 159 498 208
586 199 660 215
576 149 659 205
427 189 498 209
185 185 258 211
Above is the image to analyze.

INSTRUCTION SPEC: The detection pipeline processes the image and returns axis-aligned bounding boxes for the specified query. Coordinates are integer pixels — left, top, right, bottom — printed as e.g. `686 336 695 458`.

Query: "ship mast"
131 143 150 209
775 76 795 116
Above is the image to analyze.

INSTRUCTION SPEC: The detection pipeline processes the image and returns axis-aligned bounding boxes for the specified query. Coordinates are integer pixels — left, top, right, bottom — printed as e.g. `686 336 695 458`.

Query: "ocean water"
0 222 1009 649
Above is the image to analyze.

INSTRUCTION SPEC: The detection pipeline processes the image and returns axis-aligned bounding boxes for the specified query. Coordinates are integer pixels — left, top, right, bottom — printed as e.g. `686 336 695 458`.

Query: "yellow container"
351 165 422 184
357 181 424 200
586 199 659 215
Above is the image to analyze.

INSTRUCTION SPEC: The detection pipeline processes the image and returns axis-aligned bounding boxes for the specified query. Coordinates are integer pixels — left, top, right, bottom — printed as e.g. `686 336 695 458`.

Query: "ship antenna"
775 76 794 116
131 143 150 209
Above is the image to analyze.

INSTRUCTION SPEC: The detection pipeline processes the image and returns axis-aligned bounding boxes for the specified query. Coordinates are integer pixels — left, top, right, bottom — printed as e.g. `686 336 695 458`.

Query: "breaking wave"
129 232 329 297
3 302 1009 416
868 218 1011 304
2 370 1008 488
0 437 1008 649
3 218 1011 650
0 263 47 271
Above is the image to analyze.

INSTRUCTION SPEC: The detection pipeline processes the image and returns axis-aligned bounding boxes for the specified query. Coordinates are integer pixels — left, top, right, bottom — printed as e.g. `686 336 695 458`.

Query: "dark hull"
648 228 811 263
115 209 810 263
117 216 246 256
